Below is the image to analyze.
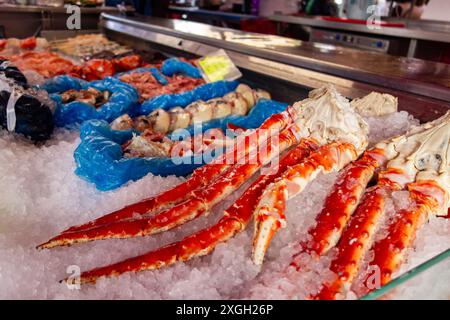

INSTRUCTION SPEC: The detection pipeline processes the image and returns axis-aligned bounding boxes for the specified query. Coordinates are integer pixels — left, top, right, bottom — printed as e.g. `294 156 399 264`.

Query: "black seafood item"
0 61 53 141
0 90 54 142
0 59 28 85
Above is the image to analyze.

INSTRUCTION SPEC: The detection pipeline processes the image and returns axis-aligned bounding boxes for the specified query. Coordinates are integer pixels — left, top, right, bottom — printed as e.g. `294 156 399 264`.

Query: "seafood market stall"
0 13 449 300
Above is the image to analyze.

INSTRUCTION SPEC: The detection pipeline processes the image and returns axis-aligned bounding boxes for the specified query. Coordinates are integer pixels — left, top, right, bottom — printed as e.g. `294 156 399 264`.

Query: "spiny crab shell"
291 85 369 153
377 111 450 215
350 91 398 117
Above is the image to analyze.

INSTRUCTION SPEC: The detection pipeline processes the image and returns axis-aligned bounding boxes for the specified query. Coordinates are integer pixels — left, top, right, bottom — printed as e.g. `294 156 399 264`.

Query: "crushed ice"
0 112 447 299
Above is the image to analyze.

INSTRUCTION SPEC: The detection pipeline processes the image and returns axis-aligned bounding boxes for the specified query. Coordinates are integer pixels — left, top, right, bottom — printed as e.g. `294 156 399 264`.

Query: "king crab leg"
38 123 303 249
57 107 299 236
312 112 450 299
66 140 318 284
312 184 393 300
363 180 445 290
294 149 387 260
311 167 428 299
315 181 443 300
40 85 372 285
62 165 223 234
60 164 226 235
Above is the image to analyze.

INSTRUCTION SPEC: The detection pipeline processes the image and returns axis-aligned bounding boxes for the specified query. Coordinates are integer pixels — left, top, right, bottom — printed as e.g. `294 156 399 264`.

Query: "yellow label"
198 56 231 82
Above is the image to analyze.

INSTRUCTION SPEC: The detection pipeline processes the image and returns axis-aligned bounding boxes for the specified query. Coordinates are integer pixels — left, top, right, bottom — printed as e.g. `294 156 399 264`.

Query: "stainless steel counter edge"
168 5 258 19
100 13 450 103
269 14 450 44
0 5 133 14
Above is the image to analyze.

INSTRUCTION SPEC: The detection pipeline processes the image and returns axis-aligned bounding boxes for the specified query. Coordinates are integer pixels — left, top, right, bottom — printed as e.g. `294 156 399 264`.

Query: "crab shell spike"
380 111 450 214
350 92 398 117
292 84 369 154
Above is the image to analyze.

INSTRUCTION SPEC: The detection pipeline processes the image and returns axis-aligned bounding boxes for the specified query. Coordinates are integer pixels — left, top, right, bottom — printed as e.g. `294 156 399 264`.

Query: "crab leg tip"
252 214 284 266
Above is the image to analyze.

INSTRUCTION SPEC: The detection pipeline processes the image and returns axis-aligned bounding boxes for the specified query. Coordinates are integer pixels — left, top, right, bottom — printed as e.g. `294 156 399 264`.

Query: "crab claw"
252 141 360 266
252 187 287 266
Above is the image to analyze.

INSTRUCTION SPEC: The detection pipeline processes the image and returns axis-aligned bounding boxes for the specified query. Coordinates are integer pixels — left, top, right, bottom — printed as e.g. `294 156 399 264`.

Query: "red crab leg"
363 180 445 290
252 141 359 266
296 148 387 259
61 164 226 235
312 168 412 300
66 139 317 284
312 185 389 300
61 107 298 235
38 124 304 249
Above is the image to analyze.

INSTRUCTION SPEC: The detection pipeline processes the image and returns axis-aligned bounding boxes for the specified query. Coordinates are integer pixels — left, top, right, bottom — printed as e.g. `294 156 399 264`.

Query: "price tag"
196 49 242 83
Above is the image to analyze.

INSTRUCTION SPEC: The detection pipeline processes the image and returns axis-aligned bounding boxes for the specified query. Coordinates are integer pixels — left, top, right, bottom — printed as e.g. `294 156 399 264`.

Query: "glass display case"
362 249 450 300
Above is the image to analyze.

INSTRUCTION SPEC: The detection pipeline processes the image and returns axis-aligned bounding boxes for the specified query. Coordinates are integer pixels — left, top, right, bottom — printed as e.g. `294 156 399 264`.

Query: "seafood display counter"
99 13 450 122
0 15 448 300
269 14 450 62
